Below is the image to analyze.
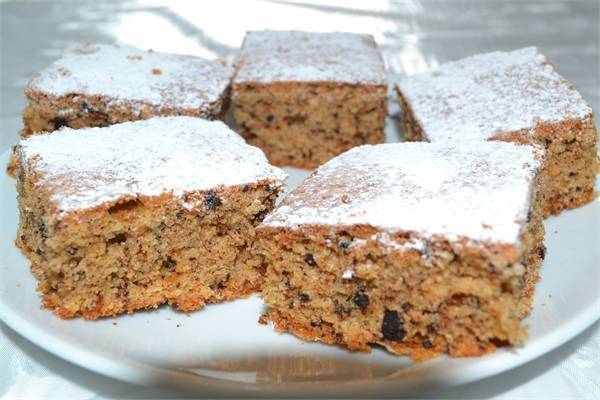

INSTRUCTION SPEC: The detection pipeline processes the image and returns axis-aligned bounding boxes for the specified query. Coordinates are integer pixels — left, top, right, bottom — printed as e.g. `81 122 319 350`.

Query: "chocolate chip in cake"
163 256 176 270
204 190 222 210
299 293 310 302
333 299 350 317
402 302 413 312
253 208 269 223
338 240 351 249
266 113 274 123
537 245 546 260
38 222 49 240
242 184 250 192
352 289 369 310
217 273 231 289
50 117 68 130
423 339 433 349
304 253 317 266
381 309 406 341
427 322 439 333
576 186 582 192
80 102 94 113
108 233 126 245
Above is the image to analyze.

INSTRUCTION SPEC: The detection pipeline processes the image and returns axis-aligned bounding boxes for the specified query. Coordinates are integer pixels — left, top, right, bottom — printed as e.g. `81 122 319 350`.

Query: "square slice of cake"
232 30 388 169
21 43 234 136
12 117 286 319
396 47 598 217
257 141 546 360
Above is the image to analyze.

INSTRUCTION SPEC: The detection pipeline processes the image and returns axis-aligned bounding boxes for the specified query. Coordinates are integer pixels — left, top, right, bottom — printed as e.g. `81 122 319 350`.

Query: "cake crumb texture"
258 141 546 359
13 117 286 319
232 30 388 169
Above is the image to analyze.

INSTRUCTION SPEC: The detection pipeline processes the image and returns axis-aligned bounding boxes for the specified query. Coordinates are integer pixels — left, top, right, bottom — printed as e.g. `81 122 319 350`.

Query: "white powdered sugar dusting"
234 30 387 85
373 232 426 252
17 117 287 214
28 43 234 114
262 141 543 245
398 47 592 141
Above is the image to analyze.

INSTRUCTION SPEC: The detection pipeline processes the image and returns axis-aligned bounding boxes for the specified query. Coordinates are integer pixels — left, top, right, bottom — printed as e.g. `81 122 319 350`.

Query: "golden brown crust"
44 279 257 320
266 308 447 361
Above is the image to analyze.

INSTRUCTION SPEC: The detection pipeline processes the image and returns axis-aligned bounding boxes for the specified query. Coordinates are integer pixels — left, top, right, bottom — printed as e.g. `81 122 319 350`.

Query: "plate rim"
1 144 599 396
1 274 599 396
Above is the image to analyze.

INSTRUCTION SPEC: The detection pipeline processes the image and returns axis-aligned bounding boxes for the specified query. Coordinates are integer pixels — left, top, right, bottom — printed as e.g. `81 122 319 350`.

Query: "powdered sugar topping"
17 117 286 214
234 30 387 85
398 47 592 141
373 232 426 252
28 43 234 115
262 142 543 245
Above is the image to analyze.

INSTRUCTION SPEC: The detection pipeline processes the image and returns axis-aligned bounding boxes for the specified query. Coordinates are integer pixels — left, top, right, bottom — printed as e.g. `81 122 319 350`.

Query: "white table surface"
1 1 598 398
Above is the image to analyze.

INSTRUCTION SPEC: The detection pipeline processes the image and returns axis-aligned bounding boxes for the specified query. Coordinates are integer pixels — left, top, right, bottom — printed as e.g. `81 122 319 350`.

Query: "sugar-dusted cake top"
262 141 543 245
398 47 592 141
27 43 234 114
16 117 286 214
234 30 387 85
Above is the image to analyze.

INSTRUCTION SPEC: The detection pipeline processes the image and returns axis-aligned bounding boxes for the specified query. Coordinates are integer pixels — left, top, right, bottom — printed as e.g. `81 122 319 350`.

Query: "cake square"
396 47 598 217
257 141 546 360
232 30 388 169
21 43 234 136
12 116 286 319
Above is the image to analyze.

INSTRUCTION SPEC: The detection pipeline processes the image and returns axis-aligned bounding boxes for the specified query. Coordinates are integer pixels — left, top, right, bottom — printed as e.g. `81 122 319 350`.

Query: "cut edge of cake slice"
12 116 287 319
257 141 546 360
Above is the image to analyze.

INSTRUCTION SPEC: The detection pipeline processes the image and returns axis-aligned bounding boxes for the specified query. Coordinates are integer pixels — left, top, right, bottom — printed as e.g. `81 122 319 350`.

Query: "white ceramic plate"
1 143 599 397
